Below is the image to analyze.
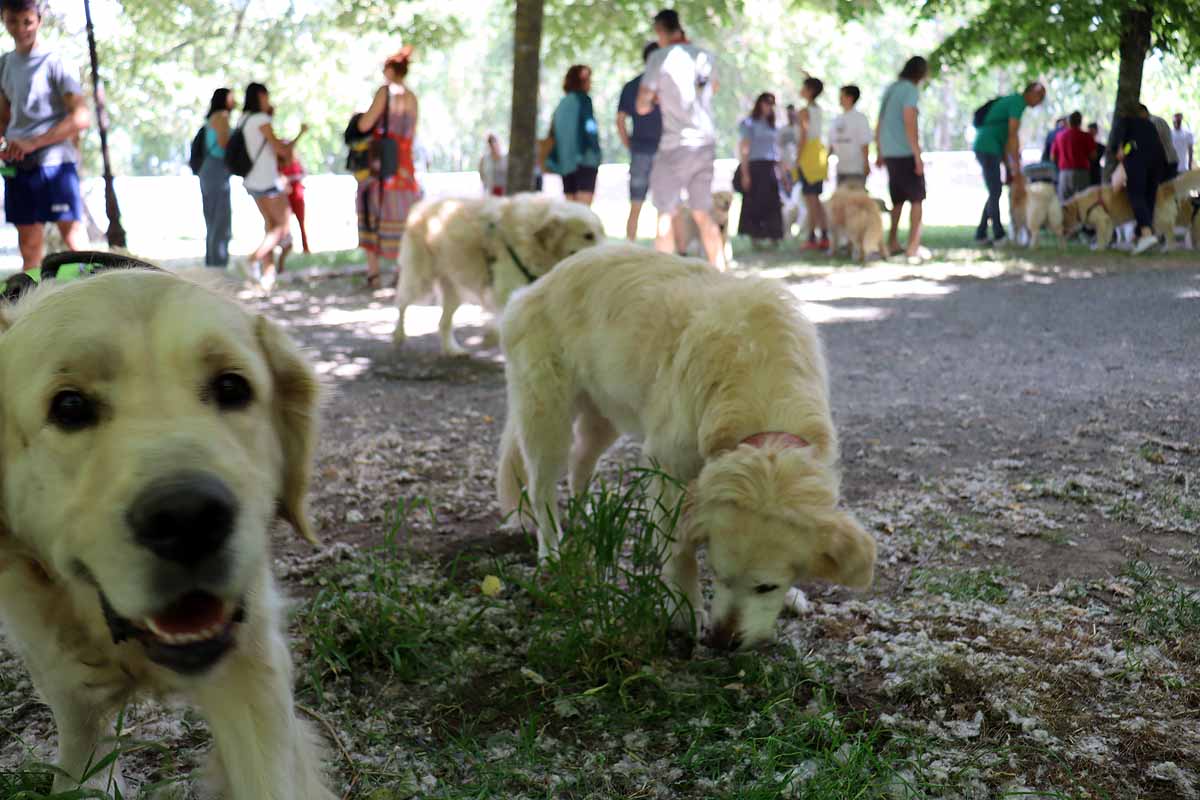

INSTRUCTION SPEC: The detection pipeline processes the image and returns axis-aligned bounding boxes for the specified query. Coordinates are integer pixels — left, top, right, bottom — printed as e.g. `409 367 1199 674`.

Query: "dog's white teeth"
142 617 227 645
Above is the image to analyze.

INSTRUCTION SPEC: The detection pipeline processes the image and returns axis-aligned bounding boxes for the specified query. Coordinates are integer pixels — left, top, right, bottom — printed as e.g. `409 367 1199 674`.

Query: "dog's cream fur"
1063 169 1200 250
496 243 875 650
825 187 887 261
393 193 605 355
0 271 333 799
1008 181 1065 249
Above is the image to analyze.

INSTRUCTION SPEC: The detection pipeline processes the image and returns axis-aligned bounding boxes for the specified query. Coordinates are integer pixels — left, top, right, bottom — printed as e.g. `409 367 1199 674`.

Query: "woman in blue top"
200 88 234 267
546 65 602 205
736 93 783 245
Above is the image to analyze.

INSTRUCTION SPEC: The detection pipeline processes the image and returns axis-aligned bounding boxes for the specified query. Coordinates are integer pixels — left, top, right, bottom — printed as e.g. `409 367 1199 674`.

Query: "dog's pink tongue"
150 592 226 635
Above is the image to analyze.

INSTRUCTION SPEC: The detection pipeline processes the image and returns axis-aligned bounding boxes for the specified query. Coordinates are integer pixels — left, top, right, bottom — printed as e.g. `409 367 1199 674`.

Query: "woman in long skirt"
355 46 423 290
736 93 784 246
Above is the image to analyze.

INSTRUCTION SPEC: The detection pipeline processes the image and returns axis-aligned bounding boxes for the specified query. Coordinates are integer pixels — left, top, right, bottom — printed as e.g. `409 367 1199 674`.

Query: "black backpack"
224 120 264 178
973 97 999 128
188 125 207 175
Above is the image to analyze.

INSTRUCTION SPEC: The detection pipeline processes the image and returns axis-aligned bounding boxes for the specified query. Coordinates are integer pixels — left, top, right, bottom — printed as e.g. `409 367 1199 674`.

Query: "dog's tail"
496 411 528 516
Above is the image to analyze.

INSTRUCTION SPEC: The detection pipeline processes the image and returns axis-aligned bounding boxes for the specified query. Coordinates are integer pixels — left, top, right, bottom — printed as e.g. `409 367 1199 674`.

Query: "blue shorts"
629 150 655 202
246 185 282 199
3 162 82 225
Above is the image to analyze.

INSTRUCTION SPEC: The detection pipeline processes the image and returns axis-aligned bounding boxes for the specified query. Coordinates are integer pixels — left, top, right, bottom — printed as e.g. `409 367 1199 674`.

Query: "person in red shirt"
277 123 310 254
1050 111 1096 202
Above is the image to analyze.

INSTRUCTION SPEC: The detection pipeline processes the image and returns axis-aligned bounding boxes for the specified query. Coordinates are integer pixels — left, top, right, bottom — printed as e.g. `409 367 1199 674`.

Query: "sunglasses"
2 251 164 305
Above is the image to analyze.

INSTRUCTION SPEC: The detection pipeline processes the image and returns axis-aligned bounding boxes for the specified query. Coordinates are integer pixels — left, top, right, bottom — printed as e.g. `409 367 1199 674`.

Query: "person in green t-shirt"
972 82 1045 244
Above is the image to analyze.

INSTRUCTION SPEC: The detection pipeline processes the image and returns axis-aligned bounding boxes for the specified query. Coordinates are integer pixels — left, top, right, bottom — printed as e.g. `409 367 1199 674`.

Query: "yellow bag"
799 138 829 184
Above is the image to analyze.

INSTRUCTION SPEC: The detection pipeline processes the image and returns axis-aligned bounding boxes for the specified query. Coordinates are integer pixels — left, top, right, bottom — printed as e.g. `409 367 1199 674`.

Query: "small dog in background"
393 194 605 356
1009 180 1065 249
824 187 887 261
675 190 733 263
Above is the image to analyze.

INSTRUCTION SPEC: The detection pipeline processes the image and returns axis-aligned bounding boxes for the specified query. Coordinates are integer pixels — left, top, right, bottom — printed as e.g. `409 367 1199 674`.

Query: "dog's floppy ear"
533 211 568 257
256 315 321 546
805 511 876 590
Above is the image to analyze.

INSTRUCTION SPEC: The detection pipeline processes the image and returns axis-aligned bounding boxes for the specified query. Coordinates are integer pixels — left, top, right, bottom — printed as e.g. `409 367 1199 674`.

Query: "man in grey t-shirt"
636 9 725 270
0 0 91 271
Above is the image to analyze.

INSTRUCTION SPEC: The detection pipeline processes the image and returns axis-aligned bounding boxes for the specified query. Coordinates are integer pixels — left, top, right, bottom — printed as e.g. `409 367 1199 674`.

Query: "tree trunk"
506 0 543 194
1104 1 1153 179
84 0 126 249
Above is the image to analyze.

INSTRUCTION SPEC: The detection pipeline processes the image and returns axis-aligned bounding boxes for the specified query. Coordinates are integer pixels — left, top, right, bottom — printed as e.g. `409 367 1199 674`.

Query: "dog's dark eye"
754 583 779 595
210 373 253 410
584 232 595 241
49 390 98 431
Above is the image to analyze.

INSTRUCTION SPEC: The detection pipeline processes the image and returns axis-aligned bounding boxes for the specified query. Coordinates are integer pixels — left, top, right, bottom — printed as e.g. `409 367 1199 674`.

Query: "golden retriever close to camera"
0 270 334 799
1063 169 1200 250
825 187 887 261
1008 180 1065 249
393 193 605 355
496 243 876 651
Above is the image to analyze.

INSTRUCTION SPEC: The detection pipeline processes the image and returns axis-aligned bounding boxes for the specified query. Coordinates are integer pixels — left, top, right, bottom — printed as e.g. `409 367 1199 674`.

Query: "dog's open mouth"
100 590 244 674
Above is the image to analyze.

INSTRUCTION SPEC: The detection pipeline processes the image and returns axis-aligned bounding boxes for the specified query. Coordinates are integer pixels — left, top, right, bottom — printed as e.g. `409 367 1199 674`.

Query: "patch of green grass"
297 498 460 698
281 249 363 272
291 474 969 798
0 719 184 799
912 566 1012 604
1119 560 1200 643
508 467 690 686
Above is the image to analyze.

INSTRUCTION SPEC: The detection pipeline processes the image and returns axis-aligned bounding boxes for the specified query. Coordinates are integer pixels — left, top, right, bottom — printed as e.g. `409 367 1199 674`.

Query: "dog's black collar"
2 251 165 305
486 223 539 285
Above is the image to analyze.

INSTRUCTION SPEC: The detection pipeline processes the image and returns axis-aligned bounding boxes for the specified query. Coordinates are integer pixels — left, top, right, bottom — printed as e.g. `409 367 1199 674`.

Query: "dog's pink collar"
741 431 810 450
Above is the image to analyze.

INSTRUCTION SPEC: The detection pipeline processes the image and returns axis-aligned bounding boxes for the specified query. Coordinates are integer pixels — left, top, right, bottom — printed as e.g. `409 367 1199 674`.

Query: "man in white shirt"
828 84 872 190
1172 113 1194 171
636 9 726 270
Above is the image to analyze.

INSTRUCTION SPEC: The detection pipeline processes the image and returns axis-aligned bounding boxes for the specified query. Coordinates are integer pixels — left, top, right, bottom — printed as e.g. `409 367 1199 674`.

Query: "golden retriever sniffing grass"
393 193 605 355
496 243 876 651
825 187 886 261
0 258 334 799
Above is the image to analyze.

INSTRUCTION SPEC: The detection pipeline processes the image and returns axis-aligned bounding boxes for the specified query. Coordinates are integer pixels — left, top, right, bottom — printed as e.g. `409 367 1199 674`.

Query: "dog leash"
2 251 165 304
486 222 539 284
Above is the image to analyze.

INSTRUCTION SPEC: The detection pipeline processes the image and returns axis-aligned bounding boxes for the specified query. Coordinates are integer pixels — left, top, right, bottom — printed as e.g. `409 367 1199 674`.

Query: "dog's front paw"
668 601 707 636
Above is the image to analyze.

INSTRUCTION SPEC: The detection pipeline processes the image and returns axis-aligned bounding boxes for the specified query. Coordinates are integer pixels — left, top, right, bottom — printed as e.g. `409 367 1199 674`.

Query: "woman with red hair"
355 46 422 289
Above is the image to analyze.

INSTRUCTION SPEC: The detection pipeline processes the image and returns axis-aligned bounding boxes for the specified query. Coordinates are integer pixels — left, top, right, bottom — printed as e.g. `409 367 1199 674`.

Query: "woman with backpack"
197 88 234 268
546 65 602 205
355 46 422 290
237 82 294 291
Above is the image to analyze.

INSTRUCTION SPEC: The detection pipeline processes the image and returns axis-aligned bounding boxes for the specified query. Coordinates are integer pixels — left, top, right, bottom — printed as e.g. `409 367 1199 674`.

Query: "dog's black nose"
127 472 237 565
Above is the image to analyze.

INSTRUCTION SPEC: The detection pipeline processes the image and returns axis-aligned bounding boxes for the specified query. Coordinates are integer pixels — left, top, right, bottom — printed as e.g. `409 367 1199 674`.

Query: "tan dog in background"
675 190 733 263
394 193 605 355
1009 181 1065 249
0 268 334 799
825 187 887 261
1063 169 1200 250
497 243 876 651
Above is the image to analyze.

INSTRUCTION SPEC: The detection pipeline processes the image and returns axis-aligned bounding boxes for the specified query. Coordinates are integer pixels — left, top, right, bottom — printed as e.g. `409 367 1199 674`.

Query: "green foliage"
509 467 690 686
921 0 1200 78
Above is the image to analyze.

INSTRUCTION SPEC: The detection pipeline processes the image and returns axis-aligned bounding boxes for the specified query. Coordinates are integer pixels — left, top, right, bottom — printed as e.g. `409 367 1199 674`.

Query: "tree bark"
1104 1 1153 179
84 0 127 249
506 0 543 194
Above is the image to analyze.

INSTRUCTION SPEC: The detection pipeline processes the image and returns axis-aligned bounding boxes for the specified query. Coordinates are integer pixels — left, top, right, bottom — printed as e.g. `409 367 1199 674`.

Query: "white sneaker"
259 268 276 293
1133 234 1158 255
